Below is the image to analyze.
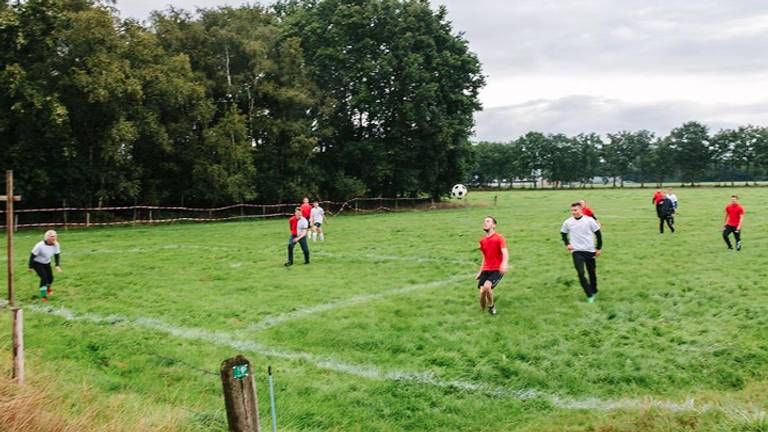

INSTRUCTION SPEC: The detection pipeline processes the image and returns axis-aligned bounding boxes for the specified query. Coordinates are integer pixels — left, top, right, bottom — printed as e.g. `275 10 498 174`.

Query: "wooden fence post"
86 212 91 228
220 355 259 432
149 210 153 224
63 200 68 231
12 307 24 385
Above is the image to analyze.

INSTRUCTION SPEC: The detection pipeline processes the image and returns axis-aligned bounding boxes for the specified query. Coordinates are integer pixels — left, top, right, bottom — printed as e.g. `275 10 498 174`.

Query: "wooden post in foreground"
221 355 259 432
3 171 24 384
12 307 24 384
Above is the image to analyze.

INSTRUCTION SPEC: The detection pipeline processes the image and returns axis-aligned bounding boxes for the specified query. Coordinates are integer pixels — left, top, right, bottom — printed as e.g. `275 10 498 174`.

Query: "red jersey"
653 192 664 204
289 216 299 235
480 232 507 271
582 207 595 218
725 204 745 227
300 203 312 219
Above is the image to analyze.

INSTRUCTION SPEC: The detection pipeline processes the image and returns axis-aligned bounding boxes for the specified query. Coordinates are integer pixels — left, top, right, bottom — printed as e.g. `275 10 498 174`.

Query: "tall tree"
603 131 635 187
668 121 711 186
278 0 485 198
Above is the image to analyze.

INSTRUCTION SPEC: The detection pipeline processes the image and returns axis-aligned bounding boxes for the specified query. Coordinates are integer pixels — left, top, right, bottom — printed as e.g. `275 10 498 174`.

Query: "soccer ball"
451 184 468 199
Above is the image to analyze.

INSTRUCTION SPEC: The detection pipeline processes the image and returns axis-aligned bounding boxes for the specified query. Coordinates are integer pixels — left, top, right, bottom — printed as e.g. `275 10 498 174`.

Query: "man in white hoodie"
27 230 63 301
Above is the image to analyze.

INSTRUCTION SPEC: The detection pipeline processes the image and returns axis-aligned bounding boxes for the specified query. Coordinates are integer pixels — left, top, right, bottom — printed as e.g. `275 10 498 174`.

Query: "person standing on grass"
561 203 603 303
310 200 326 242
476 216 508 316
285 207 310 266
666 188 679 210
300 196 313 221
658 194 676 234
652 188 665 219
579 200 600 227
723 195 745 251
27 230 63 302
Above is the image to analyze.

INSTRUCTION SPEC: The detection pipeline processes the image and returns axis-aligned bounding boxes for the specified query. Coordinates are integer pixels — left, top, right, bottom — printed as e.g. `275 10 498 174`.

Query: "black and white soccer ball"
451 184 468 199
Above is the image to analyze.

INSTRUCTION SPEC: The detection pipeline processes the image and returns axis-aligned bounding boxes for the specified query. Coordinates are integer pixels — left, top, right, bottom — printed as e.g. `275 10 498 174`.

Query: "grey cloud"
433 0 768 76
473 95 768 141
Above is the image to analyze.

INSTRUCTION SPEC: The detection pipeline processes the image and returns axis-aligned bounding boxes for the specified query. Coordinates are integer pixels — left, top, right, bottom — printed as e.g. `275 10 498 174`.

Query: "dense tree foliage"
1 0 483 206
469 123 768 188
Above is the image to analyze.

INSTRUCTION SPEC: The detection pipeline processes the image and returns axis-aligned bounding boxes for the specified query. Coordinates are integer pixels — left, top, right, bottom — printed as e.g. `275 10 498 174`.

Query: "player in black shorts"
476 216 509 316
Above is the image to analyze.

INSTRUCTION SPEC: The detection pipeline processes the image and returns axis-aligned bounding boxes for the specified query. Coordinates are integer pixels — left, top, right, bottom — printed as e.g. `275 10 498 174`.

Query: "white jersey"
561 216 600 252
310 207 325 224
667 193 678 207
31 241 61 265
297 217 309 236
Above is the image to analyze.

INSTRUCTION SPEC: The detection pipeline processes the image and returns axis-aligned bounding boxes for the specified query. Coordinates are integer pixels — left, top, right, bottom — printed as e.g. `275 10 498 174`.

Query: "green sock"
40 286 47 298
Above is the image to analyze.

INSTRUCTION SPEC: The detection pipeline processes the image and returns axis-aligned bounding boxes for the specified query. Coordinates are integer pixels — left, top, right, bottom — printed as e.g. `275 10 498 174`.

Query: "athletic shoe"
284 262 293 267
587 296 595 304
736 241 742 251
488 305 497 316
41 297 48 302
46 288 53 296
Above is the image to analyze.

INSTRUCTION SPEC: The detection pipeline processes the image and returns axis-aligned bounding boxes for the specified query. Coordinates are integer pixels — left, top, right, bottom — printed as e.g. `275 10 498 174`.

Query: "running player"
310 200 326 242
666 188 679 210
561 203 603 303
579 199 600 227
27 230 63 302
723 195 745 251
658 194 675 233
285 207 310 266
300 196 312 221
652 188 665 219
476 216 508 316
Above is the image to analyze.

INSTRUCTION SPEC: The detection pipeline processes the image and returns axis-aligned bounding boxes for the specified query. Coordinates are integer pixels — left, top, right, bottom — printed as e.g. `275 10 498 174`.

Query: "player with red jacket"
723 195 745 251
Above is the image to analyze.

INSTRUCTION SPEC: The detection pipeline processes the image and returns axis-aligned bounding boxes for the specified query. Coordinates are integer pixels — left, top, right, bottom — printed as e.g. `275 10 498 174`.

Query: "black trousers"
659 215 675 233
572 251 597 297
287 235 310 263
32 262 54 288
723 225 741 248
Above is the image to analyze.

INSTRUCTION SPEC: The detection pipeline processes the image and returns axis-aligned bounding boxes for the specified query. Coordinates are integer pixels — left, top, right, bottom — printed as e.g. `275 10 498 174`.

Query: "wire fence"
0 197 435 230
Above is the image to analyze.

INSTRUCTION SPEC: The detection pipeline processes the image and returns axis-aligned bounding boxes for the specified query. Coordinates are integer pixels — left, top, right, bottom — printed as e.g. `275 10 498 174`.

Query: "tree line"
468 122 768 189
1 0 484 207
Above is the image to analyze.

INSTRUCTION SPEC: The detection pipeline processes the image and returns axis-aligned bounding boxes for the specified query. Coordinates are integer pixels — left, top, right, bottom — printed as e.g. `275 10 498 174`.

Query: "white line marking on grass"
17 301 723 414
248 275 468 332
313 251 474 265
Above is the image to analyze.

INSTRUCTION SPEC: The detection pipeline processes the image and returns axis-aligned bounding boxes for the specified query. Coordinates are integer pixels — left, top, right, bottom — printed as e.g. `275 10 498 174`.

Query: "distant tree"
754 127 768 181
710 128 738 186
603 131 635 187
668 121 711 186
279 0 485 199
730 125 762 185
572 133 602 188
628 130 655 187
649 137 676 186
516 132 548 188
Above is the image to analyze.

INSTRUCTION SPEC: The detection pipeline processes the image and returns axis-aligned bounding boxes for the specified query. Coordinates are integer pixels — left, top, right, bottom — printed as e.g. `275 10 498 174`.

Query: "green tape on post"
233 364 249 380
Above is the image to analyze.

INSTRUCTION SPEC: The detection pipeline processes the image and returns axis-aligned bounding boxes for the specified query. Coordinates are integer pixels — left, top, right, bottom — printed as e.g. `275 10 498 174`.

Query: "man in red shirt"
300 196 313 220
652 189 665 219
579 200 600 227
723 195 745 251
285 207 310 266
476 216 509 316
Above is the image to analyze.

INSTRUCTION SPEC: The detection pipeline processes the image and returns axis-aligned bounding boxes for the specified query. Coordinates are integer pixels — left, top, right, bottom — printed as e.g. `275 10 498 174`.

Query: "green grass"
1 188 768 431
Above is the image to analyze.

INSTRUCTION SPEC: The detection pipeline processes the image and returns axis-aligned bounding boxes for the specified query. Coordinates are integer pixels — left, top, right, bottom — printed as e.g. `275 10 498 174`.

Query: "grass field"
2 189 768 431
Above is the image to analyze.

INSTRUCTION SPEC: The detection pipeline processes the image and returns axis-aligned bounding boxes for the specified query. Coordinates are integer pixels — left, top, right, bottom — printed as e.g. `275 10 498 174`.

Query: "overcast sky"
116 0 768 141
